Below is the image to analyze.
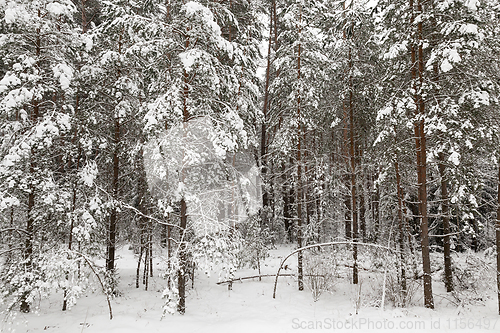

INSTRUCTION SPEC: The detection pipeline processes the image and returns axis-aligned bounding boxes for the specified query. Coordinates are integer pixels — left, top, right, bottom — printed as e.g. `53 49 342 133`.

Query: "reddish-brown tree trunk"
413 0 434 309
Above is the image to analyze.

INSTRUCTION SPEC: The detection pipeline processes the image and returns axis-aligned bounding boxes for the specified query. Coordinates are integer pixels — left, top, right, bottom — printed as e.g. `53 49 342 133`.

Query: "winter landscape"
1 0 500 332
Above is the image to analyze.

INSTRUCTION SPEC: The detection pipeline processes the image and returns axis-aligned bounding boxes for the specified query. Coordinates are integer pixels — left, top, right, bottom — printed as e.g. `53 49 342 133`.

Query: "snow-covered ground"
2 245 499 333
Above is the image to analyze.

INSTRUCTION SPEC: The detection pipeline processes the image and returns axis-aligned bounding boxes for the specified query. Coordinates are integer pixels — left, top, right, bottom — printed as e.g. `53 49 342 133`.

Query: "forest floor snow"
1 244 499 333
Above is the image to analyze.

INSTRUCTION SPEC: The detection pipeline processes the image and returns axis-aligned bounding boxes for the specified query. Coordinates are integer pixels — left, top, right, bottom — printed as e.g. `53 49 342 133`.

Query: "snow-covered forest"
1 0 500 331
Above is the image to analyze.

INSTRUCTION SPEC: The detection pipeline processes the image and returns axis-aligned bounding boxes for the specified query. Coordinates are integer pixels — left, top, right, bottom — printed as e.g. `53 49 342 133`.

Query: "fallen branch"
217 273 328 291
217 273 296 285
272 241 398 299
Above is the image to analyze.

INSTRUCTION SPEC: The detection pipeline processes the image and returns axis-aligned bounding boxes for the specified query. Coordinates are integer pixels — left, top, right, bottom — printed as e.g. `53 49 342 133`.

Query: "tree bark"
178 40 190 312
260 0 275 228
414 0 434 309
438 153 453 292
21 19 41 313
372 172 380 243
296 2 304 291
178 198 187 314
106 32 124 289
395 157 407 299
359 176 366 243
282 162 293 241
106 117 119 276
345 2 358 284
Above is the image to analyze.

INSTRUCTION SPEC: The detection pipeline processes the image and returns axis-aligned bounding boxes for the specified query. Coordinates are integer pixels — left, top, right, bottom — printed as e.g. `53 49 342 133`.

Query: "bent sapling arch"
65 250 113 320
272 242 398 299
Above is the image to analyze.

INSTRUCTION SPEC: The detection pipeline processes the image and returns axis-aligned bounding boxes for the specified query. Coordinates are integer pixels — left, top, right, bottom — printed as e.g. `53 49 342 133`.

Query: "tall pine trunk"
260 0 275 228
21 20 42 314
296 2 304 291
438 153 453 292
359 175 366 243
395 156 407 299
413 0 434 309
344 0 358 284
106 118 119 275
178 45 190 312
106 32 124 291
372 172 380 243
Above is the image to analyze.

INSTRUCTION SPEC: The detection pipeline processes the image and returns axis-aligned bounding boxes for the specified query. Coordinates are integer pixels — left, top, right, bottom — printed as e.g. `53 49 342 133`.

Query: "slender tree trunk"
413 0 434 309
343 111 351 240
149 225 153 278
21 159 35 313
438 153 453 292
63 129 80 310
304 132 313 243
395 156 407 299
349 74 358 285
282 163 293 242
178 198 187 314
260 0 275 228
360 177 366 243
7 207 14 264
296 2 304 291
64 0 88 305
106 32 124 291
143 244 149 290
80 0 88 33
136 146 150 289
136 244 143 289
161 224 167 248
372 172 380 243
106 118 119 275
21 22 41 313
63 167 79 311
178 49 190 312
345 7 358 284
167 223 171 273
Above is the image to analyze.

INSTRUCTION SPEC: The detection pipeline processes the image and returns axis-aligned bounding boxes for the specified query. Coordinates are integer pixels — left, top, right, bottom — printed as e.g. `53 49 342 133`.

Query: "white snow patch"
53 63 73 91
79 161 98 186
82 34 93 52
440 59 453 72
376 106 392 121
179 49 204 72
46 2 67 15
459 23 478 35
465 0 480 11
0 73 20 93
446 48 461 63
448 151 460 166
366 0 379 9
182 1 221 36
383 41 408 60
4 7 17 24
330 116 342 128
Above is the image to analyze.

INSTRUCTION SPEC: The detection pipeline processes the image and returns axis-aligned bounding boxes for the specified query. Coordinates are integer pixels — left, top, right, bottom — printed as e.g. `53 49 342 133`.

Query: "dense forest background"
1 0 500 318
